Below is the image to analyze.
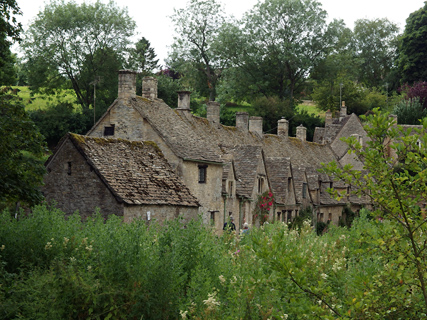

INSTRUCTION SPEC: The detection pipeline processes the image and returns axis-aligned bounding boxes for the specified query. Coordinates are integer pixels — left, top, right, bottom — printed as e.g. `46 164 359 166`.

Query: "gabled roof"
46 133 199 207
130 97 222 164
265 157 292 204
231 145 264 198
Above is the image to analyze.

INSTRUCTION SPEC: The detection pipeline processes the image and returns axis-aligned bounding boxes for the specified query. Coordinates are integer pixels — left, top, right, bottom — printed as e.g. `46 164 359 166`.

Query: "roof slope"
51 133 199 207
265 157 292 204
130 97 222 163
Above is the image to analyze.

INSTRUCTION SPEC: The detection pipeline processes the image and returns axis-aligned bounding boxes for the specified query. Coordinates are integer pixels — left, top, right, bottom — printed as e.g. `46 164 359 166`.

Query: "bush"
393 99 427 124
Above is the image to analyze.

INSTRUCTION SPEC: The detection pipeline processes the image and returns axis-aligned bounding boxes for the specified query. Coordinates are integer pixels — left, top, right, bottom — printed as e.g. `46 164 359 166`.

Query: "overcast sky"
14 0 426 65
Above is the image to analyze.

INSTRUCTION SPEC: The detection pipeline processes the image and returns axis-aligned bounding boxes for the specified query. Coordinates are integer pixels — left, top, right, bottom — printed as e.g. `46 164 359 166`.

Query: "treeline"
1 0 426 148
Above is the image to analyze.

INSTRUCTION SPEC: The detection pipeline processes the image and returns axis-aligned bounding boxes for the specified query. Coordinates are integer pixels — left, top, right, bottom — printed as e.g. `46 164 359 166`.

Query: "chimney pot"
296 124 307 142
236 112 249 131
340 101 347 119
207 101 220 123
142 76 158 99
249 116 263 136
277 118 289 137
118 70 137 99
177 91 191 110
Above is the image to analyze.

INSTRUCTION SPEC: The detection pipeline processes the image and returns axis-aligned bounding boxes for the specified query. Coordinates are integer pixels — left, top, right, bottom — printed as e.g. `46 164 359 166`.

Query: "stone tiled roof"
232 145 264 198
265 157 291 205
64 133 199 207
292 167 307 204
130 97 222 163
313 115 351 144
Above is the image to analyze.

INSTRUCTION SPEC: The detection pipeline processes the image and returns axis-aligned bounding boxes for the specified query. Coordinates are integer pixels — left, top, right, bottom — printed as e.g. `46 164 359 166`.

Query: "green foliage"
22 0 135 114
0 0 22 85
220 0 337 102
250 96 294 134
393 99 427 125
397 2 427 84
313 77 388 115
322 108 427 314
353 18 399 88
3 202 427 318
0 87 48 208
125 37 160 76
29 100 90 149
169 0 229 101
156 73 182 109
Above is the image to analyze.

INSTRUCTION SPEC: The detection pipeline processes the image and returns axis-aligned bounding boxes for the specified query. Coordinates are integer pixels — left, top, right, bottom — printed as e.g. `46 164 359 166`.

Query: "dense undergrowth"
1 205 426 319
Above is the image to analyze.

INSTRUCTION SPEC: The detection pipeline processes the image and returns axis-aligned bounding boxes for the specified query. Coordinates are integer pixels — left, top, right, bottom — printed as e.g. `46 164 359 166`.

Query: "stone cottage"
43 132 199 223
76 70 370 231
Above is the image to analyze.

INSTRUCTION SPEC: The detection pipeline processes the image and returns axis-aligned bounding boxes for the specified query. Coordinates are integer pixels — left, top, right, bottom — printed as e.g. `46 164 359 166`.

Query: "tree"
353 18 399 88
22 0 135 113
220 0 339 104
322 109 427 313
126 37 160 76
0 0 22 84
169 0 229 101
0 87 48 208
397 2 427 84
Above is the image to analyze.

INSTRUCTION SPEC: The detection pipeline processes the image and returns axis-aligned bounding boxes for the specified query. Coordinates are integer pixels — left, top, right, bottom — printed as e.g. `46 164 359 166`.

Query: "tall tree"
169 0 229 101
353 18 399 88
0 0 22 85
126 37 160 76
220 0 339 103
397 2 427 84
22 0 136 112
0 87 47 208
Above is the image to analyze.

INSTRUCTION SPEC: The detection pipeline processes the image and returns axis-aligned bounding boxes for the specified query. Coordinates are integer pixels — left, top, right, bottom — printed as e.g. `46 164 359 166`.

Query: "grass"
296 101 324 118
10 86 78 111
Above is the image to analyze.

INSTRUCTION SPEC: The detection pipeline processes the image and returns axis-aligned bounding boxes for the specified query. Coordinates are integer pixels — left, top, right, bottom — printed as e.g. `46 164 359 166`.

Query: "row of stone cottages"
43 70 371 232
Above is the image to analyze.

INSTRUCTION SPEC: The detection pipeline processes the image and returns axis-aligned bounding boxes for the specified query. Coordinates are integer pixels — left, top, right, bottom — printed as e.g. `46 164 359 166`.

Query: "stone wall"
181 161 224 225
124 204 199 224
43 139 124 219
89 102 144 141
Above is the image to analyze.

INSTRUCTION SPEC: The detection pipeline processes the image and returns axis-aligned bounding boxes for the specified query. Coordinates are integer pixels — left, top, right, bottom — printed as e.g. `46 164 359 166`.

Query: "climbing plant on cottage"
254 190 274 225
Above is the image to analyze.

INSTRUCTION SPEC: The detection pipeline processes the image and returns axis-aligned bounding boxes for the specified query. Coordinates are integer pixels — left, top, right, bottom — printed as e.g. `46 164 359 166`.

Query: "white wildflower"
45 242 52 250
219 275 226 283
180 310 188 319
0 245 5 251
70 257 76 263
63 237 69 246
85 245 93 252
203 291 220 311
87 265 92 271
321 273 328 280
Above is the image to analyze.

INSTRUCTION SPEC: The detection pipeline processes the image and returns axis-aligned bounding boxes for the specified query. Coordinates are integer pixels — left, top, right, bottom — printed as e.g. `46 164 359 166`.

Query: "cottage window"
67 162 72 175
287 210 292 222
302 183 307 198
258 177 264 193
104 124 115 136
210 211 215 225
198 165 207 183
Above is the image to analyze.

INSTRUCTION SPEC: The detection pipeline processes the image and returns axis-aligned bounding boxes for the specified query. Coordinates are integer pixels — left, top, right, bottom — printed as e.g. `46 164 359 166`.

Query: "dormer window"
104 124 115 136
258 177 264 193
198 165 207 183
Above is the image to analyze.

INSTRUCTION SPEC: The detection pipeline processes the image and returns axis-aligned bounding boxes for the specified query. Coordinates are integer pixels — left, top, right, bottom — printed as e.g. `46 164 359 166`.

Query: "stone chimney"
142 76 158 99
339 101 347 120
236 112 249 131
177 91 191 111
296 124 307 142
207 101 220 123
118 70 137 99
325 109 332 126
249 116 263 136
277 118 289 137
